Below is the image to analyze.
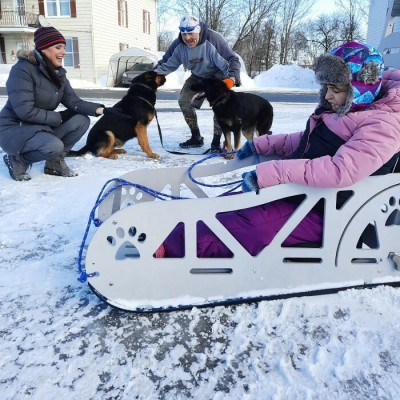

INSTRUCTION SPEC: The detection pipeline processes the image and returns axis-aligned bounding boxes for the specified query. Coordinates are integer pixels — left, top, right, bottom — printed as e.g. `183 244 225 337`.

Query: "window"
143 10 150 34
119 43 129 51
46 0 71 17
63 37 79 68
118 0 128 27
39 0 76 18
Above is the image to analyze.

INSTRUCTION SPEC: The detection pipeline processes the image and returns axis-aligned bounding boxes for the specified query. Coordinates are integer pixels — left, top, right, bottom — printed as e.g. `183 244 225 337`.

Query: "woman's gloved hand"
59 109 77 123
236 140 257 159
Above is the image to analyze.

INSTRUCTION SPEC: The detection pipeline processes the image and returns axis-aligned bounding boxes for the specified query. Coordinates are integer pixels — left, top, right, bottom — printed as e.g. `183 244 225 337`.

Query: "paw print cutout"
106 226 147 260
382 196 400 226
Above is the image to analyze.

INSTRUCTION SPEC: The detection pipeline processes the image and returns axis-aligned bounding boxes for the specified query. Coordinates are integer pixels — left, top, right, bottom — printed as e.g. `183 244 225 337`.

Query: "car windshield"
129 63 153 72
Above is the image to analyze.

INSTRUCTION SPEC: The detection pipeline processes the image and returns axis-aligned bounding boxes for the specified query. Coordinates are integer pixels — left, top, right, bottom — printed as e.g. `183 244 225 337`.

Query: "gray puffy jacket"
0 49 102 155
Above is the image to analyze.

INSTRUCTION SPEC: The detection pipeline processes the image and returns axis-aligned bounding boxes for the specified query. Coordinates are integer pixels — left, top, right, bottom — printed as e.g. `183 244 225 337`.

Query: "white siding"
367 0 400 47
2 0 158 82
91 0 156 81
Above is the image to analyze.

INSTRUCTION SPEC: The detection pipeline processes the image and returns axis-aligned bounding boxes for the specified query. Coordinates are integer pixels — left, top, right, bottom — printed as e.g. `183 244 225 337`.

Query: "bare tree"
277 0 315 64
156 0 176 51
238 19 278 76
227 0 277 48
155 0 370 76
335 0 367 42
172 0 232 32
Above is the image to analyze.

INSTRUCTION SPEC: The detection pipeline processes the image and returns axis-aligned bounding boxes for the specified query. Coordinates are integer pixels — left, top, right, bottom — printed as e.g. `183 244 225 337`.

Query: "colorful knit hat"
34 26 66 51
315 41 384 115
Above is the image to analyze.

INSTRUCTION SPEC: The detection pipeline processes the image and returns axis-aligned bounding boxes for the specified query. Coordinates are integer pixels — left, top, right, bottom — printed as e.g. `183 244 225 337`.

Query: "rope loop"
77 151 252 282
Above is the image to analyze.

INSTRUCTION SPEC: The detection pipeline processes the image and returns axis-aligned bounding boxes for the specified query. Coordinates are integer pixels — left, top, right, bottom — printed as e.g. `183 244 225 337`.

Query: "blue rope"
77 178 191 283
187 151 243 189
77 151 251 282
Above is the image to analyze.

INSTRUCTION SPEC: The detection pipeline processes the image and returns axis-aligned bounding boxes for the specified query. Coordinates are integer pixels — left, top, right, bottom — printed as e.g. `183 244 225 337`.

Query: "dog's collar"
210 94 227 108
136 95 155 109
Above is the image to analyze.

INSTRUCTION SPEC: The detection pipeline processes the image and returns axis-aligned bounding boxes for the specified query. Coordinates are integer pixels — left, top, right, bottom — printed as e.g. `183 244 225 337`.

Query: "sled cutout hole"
138 233 146 242
357 223 378 248
116 241 140 260
128 187 135 196
336 190 354 210
351 258 380 264
197 220 234 258
116 227 124 238
283 258 322 263
121 199 134 209
385 209 400 226
128 226 137 237
190 268 232 274
107 236 116 246
136 192 143 201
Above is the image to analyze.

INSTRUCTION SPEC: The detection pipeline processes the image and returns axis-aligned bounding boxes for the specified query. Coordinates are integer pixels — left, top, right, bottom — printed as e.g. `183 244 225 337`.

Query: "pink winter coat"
253 70 400 189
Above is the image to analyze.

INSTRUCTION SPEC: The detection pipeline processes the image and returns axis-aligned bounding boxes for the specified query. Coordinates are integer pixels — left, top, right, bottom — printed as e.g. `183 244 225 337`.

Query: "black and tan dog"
191 78 273 158
69 71 166 159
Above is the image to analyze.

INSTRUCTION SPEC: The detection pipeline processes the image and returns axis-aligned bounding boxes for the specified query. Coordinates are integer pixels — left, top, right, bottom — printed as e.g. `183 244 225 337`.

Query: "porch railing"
0 11 40 28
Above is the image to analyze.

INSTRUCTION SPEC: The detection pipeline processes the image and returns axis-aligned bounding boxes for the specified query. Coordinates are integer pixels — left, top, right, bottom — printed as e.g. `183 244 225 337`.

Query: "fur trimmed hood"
16 49 38 64
315 41 384 115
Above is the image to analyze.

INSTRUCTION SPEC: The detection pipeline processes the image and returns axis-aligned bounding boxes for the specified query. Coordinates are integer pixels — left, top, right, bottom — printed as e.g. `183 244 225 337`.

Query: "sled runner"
81 155 400 312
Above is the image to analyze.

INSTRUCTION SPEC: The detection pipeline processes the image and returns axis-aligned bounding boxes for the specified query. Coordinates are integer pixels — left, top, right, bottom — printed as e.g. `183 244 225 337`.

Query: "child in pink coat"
158 41 400 258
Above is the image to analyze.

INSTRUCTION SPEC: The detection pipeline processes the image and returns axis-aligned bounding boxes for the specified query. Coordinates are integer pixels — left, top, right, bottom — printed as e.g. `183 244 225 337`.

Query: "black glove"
102 107 132 119
59 109 78 123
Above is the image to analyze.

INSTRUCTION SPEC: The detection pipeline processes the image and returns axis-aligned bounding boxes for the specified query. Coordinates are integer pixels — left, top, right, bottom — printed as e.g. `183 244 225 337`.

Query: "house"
367 0 400 69
367 0 400 46
0 0 158 83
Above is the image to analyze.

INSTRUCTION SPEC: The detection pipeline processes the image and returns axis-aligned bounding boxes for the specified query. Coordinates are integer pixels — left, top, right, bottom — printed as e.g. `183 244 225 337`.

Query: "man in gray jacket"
154 15 241 152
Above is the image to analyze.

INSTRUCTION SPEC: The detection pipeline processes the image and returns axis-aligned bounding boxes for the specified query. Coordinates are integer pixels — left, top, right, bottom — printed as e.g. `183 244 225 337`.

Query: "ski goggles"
179 25 199 33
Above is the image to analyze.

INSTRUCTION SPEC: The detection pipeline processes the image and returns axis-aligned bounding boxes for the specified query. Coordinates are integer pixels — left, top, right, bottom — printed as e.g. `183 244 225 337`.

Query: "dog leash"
154 111 212 155
114 93 212 156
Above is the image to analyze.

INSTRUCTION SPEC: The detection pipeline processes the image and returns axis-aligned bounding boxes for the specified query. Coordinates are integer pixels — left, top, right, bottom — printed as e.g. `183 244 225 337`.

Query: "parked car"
120 62 156 86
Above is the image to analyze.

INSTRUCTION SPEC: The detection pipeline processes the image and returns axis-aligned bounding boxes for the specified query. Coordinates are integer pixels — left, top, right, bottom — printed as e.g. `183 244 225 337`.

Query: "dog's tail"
66 146 89 157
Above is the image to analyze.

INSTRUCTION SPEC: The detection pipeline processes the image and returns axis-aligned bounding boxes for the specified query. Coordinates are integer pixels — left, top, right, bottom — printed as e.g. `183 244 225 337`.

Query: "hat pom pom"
357 62 382 84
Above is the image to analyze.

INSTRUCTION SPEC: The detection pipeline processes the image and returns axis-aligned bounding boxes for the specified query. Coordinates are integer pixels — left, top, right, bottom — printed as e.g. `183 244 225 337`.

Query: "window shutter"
38 0 44 15
125 1 128 28
70 0 77 17
73 37 80 68
118 0 121 25
0 36 6 63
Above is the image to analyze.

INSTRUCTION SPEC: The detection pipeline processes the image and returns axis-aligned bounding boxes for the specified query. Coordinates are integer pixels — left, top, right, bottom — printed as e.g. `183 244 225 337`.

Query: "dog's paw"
148 152 160 159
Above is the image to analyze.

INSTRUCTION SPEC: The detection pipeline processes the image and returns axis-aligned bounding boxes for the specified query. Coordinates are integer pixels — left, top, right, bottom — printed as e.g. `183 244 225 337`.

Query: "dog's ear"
156 74 166 87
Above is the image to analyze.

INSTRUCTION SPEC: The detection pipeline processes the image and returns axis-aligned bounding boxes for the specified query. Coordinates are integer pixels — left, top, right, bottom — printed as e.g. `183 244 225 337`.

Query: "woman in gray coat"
0 26 114 181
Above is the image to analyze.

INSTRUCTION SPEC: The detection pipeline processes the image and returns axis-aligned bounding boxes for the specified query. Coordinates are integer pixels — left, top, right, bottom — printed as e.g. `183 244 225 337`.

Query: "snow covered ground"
1 64 400 399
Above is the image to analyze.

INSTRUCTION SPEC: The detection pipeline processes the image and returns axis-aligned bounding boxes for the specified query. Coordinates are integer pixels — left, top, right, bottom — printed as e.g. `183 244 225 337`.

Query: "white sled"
81 155 400 312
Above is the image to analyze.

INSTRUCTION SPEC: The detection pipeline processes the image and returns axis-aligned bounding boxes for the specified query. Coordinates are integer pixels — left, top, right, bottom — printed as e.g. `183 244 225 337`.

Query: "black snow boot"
3 154 31 181
44 156 78 177
179 129 204 148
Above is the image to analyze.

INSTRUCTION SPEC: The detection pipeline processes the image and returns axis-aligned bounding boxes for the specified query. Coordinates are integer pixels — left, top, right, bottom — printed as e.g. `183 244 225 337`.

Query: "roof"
109 47 160 62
